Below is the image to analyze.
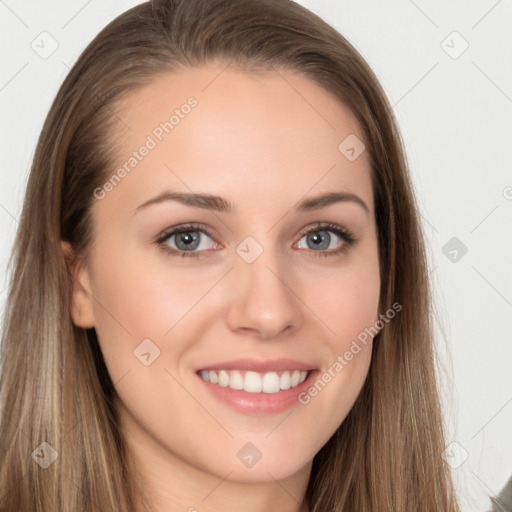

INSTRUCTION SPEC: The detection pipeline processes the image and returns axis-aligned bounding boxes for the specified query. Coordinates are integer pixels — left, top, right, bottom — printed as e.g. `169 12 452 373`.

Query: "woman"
0 0 461 510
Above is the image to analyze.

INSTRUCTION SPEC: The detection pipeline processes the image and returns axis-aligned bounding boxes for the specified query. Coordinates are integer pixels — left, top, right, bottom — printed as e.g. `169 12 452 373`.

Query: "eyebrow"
134 190 370 215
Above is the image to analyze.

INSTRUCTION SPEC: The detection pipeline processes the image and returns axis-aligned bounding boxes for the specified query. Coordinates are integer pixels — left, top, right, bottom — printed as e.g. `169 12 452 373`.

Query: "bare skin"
62 63 380 512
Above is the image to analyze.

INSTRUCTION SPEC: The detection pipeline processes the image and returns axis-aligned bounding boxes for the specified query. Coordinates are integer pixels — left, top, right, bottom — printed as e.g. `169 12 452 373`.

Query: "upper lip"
196 358 316 373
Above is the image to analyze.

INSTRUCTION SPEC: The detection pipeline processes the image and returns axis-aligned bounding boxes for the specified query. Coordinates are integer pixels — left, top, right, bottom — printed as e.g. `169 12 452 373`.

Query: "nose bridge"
225 236 302 337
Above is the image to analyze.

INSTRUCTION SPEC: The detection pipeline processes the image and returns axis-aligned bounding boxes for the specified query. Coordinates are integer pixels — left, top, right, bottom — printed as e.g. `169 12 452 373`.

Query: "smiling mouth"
198 369 310 394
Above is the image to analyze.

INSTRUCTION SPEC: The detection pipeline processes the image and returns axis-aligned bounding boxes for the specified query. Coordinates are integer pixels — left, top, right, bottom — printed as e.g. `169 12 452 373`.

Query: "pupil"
307 231 330 250
176 232 199 250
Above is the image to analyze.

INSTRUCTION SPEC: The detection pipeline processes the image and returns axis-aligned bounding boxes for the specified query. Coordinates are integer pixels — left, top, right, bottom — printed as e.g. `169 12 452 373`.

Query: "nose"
224 248 304 340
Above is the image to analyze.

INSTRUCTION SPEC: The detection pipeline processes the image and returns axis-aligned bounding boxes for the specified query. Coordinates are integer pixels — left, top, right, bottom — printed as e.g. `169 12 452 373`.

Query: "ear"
61 241 95 329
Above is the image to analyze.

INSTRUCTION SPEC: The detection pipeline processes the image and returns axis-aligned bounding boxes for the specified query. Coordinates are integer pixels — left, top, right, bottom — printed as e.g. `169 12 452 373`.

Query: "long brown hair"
0 0 461 510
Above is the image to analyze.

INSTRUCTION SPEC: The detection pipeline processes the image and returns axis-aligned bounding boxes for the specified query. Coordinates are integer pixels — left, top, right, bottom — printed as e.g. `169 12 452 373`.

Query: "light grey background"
1 1 511 510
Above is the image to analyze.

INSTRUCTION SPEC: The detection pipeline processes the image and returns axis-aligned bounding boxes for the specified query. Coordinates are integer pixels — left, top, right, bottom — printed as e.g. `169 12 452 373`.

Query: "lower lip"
196 371 318 414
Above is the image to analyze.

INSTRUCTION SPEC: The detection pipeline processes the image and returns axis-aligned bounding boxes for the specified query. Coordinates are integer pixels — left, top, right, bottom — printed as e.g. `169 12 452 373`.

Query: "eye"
155 223 220 257
295 222 356 256
155 222 356 259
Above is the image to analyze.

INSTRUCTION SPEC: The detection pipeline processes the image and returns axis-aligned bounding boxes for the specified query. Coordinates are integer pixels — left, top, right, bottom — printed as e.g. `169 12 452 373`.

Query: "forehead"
100 64 373 216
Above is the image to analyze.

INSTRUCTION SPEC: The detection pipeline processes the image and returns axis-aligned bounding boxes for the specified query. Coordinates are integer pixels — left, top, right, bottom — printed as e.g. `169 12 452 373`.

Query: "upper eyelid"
296 222 354 238
156 223 216 242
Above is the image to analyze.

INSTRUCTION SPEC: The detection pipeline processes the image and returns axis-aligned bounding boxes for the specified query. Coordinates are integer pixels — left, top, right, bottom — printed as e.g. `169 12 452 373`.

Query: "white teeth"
280 371 291 390
262 372 280 393
244 371 262 393
218 370 229 387
229 370 244 390
199 369 310 393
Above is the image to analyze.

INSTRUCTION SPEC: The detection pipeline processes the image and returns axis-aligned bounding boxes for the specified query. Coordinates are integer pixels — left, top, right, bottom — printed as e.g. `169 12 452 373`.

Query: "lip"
195 358 319 415
196 358 315 373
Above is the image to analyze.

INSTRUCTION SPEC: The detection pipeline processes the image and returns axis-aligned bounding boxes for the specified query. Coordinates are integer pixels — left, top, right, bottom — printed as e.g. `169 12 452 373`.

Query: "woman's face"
68 64 380 488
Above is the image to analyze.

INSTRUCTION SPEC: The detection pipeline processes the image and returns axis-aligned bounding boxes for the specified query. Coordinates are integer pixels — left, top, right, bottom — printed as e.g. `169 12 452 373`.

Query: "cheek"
305 255 381 350
294 249 379 429
88 247 213 341
334 272 380 342
308 267 378 381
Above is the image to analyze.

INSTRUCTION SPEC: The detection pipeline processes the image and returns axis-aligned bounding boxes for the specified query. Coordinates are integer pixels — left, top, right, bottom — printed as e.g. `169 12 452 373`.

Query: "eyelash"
154 222 357 259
